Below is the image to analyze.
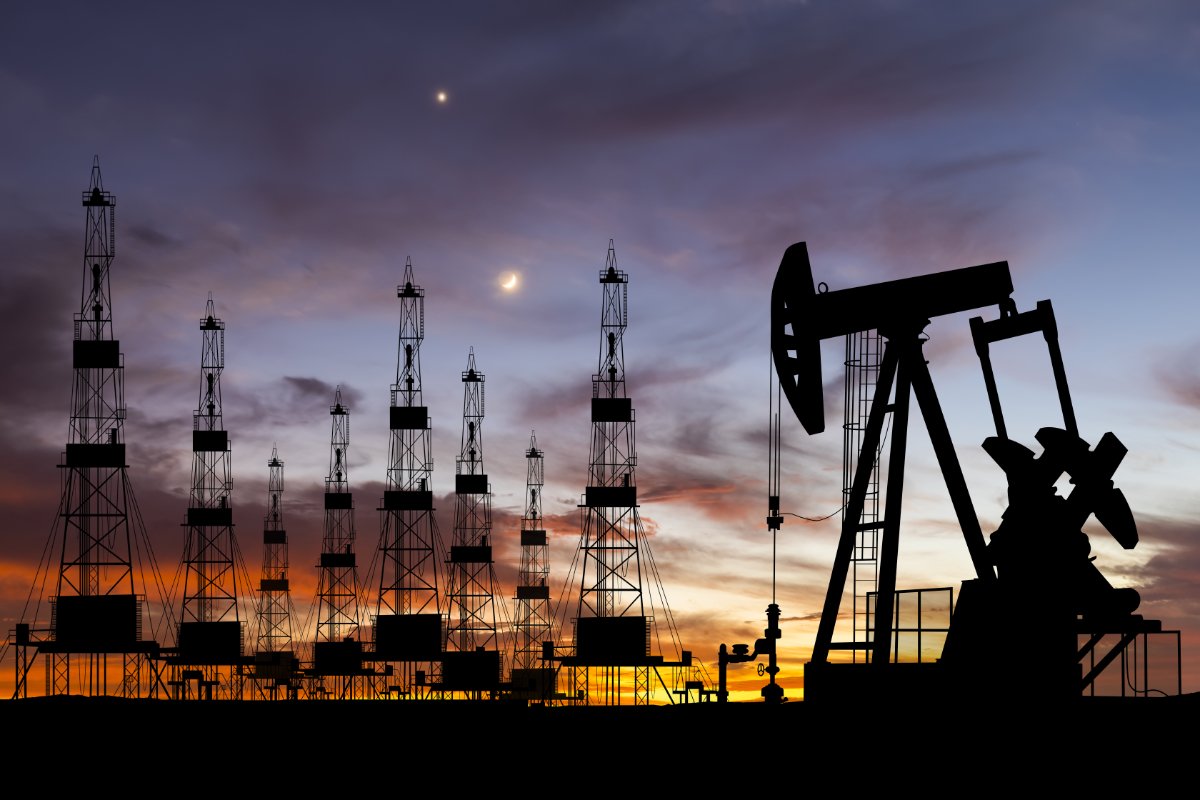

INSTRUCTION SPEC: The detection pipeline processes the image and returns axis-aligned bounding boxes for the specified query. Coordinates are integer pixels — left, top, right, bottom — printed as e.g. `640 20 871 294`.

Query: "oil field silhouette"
8 8 1200 785
3 161 1193 755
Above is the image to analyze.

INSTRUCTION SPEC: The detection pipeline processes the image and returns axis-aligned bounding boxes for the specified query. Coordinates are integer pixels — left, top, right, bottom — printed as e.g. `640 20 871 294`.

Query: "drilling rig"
443 349 502 698
169 296 250 700
509 432 557 703
310 388 368 698
558 241 693 706
251 446 299 699
370 258 445 699
10 158 168 699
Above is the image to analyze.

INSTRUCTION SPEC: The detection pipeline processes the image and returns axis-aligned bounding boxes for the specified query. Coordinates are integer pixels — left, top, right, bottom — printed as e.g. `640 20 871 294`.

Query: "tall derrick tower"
11 157 165 698
311 388 366 698
443 349 501 697
371 258 444 698
172 296 246 699
251 445 299 698
562 242 690 706
510 431 555 702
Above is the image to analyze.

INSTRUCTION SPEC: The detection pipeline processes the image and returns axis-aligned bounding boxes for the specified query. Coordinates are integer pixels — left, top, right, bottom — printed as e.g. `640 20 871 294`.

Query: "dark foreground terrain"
3 692 1195 786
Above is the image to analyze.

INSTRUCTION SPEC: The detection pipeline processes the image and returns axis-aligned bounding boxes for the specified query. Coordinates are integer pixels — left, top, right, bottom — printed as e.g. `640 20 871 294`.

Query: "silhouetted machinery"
717 603 784 703
771 241 1172 702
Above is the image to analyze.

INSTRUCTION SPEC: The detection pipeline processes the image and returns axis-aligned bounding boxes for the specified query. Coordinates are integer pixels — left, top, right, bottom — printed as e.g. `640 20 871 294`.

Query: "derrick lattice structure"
371 258 444 697
580 247 641 618
443 349 501 696
251 445 298 698
564 242 690 706
11 158 166 699
311 389 367 698
510 432 555 701
172 296 246 699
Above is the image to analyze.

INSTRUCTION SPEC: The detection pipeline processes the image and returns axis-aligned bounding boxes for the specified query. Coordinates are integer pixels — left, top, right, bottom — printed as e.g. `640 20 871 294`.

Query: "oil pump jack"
770 241 1176 703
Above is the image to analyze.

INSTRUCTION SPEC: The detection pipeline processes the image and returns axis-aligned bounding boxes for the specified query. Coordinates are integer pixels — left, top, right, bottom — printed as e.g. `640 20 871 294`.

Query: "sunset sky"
3 1 1200 700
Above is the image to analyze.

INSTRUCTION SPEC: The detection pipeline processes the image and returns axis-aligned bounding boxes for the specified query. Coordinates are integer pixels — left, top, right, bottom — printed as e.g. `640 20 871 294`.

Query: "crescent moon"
501 273 519 290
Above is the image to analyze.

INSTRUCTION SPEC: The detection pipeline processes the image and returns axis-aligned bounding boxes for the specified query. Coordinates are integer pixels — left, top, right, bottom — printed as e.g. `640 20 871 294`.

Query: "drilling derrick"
443 349 501 697
171 296 246 699
311 388 367 698
252 446 299 699
562 242 691 706
371 258 444 698
510 432 555 702
10 157 165 698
